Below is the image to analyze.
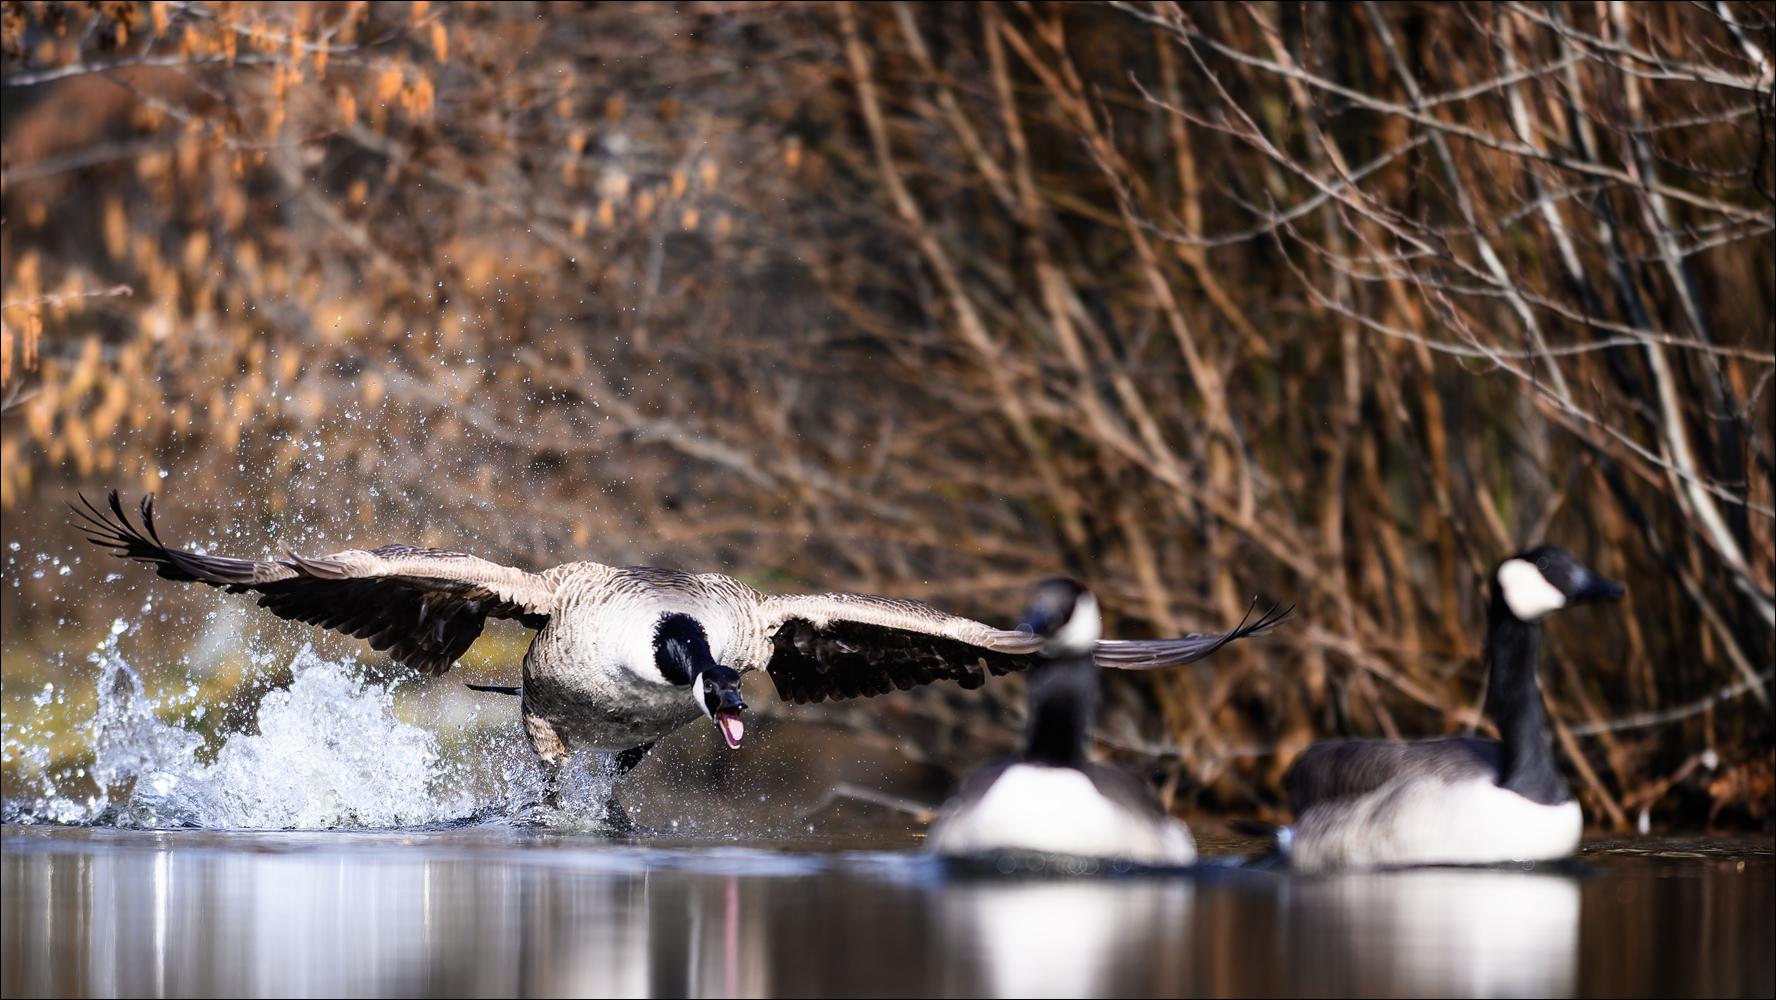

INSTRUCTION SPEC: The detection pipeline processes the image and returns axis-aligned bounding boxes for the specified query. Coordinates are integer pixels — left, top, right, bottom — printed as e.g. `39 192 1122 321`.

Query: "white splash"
5 624 629 831
123 645 483 829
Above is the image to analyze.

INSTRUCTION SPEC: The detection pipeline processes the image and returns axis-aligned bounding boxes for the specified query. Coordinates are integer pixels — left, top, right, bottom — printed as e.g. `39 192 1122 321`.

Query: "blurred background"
2 1 1771 831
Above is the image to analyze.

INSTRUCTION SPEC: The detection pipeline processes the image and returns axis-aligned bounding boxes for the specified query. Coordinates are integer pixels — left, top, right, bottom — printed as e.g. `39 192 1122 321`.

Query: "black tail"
465 683 522 696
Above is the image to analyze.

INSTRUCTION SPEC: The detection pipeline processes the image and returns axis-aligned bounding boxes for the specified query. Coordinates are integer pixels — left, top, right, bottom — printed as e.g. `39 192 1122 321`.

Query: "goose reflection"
1293 869 1580 997
2 833 1614 999
936 878 1194 998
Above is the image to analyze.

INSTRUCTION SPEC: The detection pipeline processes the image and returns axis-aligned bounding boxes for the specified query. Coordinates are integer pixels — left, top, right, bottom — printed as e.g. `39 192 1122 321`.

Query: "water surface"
5 638 1770 997
3 827 1769 998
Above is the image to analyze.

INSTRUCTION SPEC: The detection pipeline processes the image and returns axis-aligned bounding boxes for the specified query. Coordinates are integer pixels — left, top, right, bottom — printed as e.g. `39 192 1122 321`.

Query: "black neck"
1484 594 1569 804
654 613 717 686
1023 655 1098 769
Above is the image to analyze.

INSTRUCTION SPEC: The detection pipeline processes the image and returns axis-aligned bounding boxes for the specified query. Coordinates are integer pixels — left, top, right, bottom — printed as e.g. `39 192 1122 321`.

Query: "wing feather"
76 491 556 676
757 592 1042 704
757 593 1287 705
759 593 1043 653
1090 601 1291 669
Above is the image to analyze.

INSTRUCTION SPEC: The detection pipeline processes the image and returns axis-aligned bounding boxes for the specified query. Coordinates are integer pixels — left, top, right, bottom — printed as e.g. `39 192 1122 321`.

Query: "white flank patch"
928 763 1196 866
1497 558 1567 622
1291 776 1583 872
1047 593 1102 654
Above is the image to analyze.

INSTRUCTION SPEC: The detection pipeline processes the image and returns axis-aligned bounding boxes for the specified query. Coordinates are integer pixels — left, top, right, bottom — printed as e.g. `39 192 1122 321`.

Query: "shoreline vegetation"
1 1 1770 830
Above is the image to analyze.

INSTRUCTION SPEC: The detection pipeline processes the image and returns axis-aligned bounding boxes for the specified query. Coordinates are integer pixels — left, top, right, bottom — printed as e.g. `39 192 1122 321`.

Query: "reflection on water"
942 879 1192 998
1293 871 1578 997
3 829 1770 998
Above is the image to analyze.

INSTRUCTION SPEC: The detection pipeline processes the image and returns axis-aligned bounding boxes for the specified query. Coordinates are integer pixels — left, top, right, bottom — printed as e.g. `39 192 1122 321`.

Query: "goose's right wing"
77 492 557 676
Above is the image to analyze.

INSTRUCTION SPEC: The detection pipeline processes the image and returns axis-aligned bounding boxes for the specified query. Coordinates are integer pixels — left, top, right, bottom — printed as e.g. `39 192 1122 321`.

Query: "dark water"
2 827 1769 999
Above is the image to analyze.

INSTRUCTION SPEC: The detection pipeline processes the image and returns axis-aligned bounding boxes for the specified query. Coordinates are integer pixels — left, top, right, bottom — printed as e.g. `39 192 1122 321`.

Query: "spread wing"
759 592 1042 704
758 593 1288 704
1286 737 1503 816
76 492 556 676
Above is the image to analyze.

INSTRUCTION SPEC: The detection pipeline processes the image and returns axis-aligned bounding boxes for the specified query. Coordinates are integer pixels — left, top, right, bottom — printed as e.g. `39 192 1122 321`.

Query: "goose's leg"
612 742 656 776
539 757 564 811
596 743 655 834
522 708 570 812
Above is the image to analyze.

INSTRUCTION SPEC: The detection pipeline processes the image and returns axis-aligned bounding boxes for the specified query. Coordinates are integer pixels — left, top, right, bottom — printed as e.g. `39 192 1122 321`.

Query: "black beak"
1572 571 1626 603
707 686 746 715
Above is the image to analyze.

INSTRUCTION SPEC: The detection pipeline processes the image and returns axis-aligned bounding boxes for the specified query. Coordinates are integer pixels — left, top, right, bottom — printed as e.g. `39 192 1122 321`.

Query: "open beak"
696 668 748 750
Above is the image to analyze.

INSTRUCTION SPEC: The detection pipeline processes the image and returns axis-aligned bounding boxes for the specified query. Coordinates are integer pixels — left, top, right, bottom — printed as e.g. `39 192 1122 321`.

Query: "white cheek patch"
692 674 712 719
1498 558 1566 621
1048 593 1102 653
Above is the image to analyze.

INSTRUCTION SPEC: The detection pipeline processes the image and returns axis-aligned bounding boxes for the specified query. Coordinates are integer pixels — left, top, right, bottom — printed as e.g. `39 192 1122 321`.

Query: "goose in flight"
927 578 1198 867
78 492 1285 771
1281 545 1623 871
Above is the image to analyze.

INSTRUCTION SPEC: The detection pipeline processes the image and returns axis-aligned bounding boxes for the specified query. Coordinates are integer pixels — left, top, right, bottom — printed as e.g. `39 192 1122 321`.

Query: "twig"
1570 671 1775 735
1 285 134 309
1547 690 1630 830
801 781 935 822
1139 9 1773 223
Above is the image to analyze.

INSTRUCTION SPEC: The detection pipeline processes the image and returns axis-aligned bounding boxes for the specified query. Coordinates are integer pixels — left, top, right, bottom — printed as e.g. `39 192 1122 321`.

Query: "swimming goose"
1282 545 1623 872
927 578 1199 867
79 493 1285 772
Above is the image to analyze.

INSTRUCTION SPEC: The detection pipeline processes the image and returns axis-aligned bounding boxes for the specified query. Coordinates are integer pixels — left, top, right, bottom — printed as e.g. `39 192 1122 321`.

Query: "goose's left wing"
758 593 1042 704
757 594 1289 704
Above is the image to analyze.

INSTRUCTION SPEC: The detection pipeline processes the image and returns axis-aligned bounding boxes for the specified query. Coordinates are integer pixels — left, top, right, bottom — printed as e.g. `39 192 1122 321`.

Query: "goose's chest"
520 607 705 751
517 576 766 746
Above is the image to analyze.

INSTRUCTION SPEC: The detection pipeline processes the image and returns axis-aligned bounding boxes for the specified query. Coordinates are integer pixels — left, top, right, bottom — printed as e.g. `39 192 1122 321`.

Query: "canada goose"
79 493 1285 776
926 578 1201 867
1282 546 1623 872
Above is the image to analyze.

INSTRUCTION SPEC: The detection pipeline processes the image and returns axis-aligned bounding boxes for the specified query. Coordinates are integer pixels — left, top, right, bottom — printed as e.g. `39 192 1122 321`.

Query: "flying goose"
79 493 1285 774
1281 546 1623 871
927 578 1199 867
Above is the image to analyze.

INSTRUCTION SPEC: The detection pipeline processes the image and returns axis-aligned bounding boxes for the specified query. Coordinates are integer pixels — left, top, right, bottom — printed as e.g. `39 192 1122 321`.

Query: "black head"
654 613 748 749
695 664 748 750
1494 545 1624 622
1017 577 1101 654
653 613 713 685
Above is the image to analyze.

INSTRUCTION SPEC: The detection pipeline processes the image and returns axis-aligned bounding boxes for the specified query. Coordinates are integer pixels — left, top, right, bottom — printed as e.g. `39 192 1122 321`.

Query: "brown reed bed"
2 2 1770 828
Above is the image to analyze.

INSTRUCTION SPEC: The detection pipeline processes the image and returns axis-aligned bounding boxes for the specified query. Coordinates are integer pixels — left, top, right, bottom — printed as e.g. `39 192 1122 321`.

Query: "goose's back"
539 564 769 674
